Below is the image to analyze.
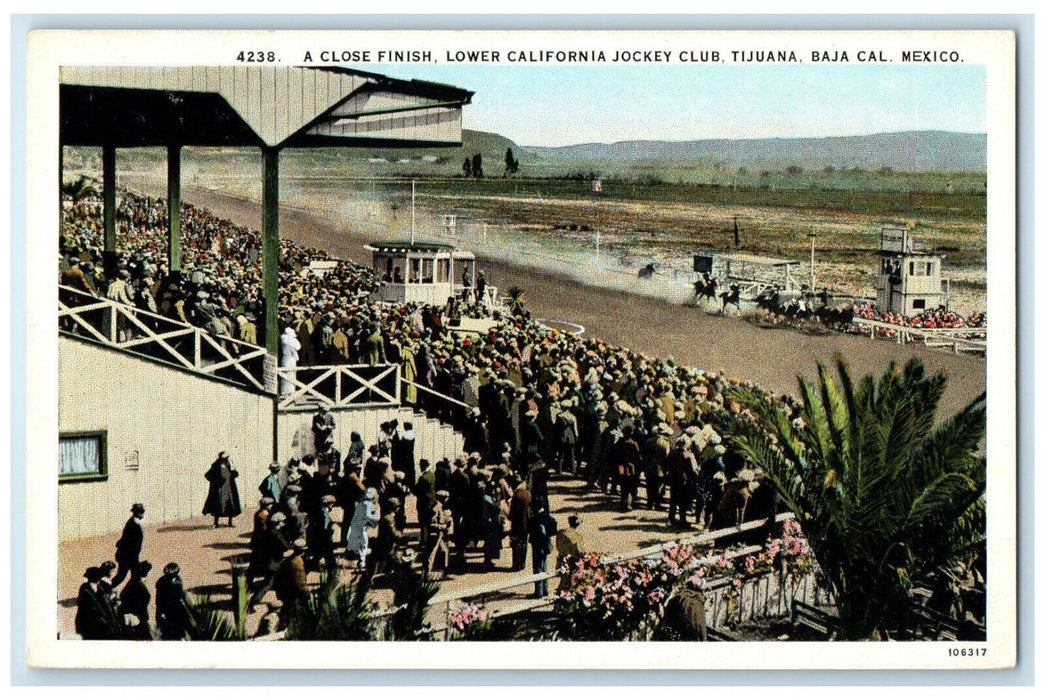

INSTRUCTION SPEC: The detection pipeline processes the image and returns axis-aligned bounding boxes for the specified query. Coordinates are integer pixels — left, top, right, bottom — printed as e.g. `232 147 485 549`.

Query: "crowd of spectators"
65 186 796 634
852 304 986 330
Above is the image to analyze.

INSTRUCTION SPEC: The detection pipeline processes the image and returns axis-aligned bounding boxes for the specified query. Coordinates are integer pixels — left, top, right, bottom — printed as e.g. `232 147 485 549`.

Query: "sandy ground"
181 185 985 419
59 475 702 638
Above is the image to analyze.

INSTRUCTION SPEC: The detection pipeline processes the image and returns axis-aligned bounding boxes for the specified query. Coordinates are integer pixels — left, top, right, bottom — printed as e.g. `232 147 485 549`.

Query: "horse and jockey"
693 274 741 314
692 273 718 305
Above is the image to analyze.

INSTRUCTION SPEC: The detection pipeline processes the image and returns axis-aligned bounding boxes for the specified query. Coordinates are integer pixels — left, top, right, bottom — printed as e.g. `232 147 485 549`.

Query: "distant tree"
822 165 837 174
504 148 519 176
877 166 896 175
471 153 484 178
786 164 804 175
462 157 472 178
736 166 749 176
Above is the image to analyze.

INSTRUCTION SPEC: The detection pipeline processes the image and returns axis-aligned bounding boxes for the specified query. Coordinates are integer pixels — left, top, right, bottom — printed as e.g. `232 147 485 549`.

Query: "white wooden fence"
852 317 987 355
58 285 270 391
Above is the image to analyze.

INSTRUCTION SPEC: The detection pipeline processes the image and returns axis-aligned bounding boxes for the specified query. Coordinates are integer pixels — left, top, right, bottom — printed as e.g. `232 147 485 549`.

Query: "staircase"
398 407 466 466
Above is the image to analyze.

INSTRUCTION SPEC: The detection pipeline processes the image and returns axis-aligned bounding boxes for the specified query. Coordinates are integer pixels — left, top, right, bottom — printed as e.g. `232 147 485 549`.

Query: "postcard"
24 27 1016 670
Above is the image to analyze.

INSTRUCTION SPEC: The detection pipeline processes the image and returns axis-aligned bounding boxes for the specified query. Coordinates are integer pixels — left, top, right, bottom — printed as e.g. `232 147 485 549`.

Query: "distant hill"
524 131 986 173
351 129 530 169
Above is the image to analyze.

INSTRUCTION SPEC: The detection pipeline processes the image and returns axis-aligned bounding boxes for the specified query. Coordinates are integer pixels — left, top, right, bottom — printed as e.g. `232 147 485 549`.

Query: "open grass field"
69 144 988 313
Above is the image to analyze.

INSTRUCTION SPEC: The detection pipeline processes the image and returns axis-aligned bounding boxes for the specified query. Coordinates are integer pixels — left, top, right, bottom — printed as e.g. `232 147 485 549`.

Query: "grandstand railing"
276 363 400 411
852 317 987 354
58 284 270 392
408 512 829 639
400 378 472 429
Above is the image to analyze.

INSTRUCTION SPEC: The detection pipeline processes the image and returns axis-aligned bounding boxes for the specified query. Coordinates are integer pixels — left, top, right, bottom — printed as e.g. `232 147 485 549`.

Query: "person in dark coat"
249 512 289 611
311 408 336 456
528 501 558 598
75 567 113 640
118 560 153 640
391 422 417 487
258 461 282 503
306 494 338 573
111 503 146 588
508 478 532 572
274 539 309 617
203 451 242 527
413 459 436 543
368 497 403 580
155 562 189 641
616 427 643 512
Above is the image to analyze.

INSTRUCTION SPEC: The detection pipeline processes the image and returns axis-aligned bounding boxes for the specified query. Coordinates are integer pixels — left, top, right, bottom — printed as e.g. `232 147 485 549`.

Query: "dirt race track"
184 185 986 420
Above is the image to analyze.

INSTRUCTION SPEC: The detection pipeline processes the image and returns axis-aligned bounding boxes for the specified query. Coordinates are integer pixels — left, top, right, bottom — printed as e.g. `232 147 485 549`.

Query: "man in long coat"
203 451 242 528
111 503 146 588
155 562 189 641
75 567 112 640
508 478 532 571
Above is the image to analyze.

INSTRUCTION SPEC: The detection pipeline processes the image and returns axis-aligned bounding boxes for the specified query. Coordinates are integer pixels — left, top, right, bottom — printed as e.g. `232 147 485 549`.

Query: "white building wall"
58 338 275 540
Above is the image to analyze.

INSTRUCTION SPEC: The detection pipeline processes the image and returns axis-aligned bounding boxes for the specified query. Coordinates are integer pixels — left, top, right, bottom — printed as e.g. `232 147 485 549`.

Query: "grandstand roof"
366 241 457 252
60 66 473 149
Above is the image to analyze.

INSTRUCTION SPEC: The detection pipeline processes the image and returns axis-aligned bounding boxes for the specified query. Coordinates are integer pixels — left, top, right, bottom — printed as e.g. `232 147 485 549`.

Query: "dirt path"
181 185 985 419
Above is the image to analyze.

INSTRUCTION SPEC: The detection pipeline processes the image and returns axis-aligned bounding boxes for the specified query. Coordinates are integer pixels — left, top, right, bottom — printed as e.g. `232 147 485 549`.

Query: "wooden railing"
58 285 271 392
415 512 820 639
852 317 987 354
276 363 400 411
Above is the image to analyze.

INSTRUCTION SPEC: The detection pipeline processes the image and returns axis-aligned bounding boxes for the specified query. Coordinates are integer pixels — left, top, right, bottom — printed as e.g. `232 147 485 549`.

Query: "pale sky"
367 63 986 147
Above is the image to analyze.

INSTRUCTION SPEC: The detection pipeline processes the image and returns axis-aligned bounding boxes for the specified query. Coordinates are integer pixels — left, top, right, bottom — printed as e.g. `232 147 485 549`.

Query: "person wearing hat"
347 488 379 569
644 423 673 511
528 499 558 598
203 451 242 528
555 514 586 591
259 461 283 503
75 566 113 640
95 560 118 610
369 496 403 580
481 481 507 571
311 408 336 458
305 493 338 573
273 540 309 616
111 503 146 588
413 459 437 545
248 498 274 585
248 510 290 611
392 422 417 488
154 563 188 641
118 560 154 640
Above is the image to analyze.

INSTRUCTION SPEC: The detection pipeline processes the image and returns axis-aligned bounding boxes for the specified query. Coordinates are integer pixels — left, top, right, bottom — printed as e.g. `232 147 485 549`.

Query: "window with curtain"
59 432 107 481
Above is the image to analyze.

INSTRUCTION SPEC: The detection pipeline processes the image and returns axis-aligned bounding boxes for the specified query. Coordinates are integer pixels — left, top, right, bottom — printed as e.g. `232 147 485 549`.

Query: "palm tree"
283 579 378 641
505 285 526 316
729 357 986 640
184 595 242 641
62 176 97 204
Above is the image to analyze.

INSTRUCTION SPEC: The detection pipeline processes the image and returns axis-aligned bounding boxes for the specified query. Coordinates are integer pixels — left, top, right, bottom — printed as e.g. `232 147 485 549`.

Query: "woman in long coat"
203 451 242 527
347 488 380 569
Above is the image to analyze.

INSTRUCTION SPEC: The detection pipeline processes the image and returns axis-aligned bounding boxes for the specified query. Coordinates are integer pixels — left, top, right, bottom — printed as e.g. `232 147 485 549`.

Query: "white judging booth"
366 240 478 305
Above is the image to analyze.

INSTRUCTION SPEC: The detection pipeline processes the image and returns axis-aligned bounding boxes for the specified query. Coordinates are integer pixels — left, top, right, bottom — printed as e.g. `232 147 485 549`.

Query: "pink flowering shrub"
447 602 492 640
556 521 818 639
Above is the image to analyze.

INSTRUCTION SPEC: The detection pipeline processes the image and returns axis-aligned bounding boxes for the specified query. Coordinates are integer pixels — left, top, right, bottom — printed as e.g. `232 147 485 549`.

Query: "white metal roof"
60 65 471 148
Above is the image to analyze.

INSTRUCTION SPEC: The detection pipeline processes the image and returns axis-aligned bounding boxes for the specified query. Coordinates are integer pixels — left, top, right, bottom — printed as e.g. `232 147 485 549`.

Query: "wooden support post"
262 146 280 357
167 144 182 271
102 144 117 253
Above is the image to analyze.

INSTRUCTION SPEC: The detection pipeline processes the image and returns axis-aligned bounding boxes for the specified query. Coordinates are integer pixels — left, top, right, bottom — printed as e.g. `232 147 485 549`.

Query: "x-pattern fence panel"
58 285 269 392
276 363 400 411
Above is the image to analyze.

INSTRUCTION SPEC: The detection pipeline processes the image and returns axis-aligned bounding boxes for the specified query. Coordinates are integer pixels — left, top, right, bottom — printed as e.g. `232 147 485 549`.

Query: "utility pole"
808 233 817 293
733 214 741 249
410 179 416 245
